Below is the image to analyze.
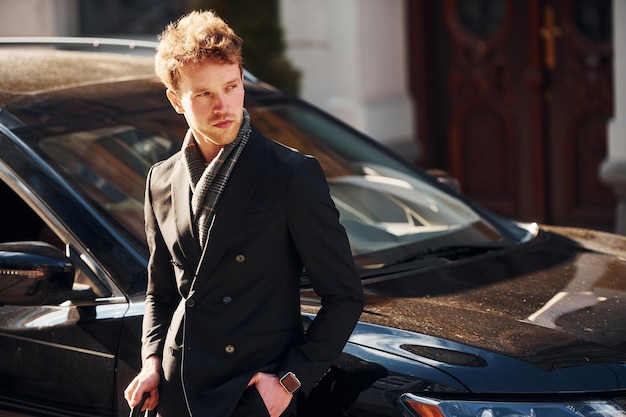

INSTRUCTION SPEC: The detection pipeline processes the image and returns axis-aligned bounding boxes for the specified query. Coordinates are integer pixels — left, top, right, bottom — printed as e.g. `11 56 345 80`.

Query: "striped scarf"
182 109 251 248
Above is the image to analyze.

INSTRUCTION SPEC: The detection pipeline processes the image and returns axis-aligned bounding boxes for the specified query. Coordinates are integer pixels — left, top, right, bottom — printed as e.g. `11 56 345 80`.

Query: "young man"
124 10 364 417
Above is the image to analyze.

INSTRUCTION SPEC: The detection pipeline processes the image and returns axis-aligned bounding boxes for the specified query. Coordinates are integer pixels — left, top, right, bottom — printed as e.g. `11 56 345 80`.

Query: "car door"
0 132 140 416
0 293 126 416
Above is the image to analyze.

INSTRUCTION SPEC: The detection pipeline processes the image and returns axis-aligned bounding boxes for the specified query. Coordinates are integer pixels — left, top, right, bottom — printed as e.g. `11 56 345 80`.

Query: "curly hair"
155 10 243 91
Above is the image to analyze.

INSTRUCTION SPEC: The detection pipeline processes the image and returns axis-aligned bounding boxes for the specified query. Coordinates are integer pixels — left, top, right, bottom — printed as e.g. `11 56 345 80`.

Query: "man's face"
167 61 244 150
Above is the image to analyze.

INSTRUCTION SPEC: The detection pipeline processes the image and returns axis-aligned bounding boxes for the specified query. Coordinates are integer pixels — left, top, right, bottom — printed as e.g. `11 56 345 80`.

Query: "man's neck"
198 141 224 163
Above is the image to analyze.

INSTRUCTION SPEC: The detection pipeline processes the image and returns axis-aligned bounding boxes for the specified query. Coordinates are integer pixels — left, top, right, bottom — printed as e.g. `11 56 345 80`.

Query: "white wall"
280 0 418 160
0 0 78 36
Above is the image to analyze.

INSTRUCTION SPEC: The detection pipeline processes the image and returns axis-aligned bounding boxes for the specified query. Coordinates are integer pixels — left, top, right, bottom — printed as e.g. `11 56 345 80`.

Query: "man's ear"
166 89 184 114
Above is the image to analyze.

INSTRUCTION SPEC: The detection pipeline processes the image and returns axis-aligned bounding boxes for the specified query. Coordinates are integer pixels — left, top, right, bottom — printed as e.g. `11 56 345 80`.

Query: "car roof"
0 49 155 98
0 37 259 108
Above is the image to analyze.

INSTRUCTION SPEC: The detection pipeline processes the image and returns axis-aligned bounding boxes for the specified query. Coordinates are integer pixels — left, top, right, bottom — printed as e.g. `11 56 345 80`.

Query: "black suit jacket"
141 127 364 416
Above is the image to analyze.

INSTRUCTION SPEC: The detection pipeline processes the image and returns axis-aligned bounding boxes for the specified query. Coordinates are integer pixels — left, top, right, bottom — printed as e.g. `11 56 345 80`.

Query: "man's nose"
213 93 227 113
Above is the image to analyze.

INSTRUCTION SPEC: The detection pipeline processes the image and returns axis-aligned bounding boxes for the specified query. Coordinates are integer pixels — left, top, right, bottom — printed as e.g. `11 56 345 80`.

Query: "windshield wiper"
381 243 509 269
300 243 510 285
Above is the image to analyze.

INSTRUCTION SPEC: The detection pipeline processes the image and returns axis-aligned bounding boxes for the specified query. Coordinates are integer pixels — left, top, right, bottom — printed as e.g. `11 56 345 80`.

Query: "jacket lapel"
171 158 201 269
191 130 269 295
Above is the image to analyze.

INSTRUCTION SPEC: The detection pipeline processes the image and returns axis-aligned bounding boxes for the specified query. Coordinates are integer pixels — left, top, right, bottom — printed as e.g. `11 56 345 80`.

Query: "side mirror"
0 241 92 306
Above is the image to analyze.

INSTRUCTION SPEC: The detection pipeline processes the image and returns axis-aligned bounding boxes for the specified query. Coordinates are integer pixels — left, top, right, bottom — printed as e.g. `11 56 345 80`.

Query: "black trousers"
156 381 296 417
230 387 296 417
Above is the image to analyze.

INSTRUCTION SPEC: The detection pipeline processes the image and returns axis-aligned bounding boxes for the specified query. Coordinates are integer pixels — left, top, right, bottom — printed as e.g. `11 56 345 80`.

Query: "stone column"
280 0 417 160
600 0 626 234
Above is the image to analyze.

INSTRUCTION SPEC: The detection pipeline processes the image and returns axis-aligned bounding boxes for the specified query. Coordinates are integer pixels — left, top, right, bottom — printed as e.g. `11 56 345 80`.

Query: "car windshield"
13 81 517 269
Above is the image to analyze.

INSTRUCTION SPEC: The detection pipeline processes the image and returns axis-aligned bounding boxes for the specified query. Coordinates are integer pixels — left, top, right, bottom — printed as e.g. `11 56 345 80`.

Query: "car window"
0 179 62 247
11 85 511 270
37 125 175 241
246 102 507 264
0 179 112 297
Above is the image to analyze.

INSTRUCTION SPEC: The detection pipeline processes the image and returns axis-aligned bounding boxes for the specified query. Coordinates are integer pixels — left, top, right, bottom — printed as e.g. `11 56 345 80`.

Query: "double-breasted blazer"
141 126 364 416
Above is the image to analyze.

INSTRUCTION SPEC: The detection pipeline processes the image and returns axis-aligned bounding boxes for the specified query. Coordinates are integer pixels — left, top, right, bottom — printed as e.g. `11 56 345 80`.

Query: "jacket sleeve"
141 164 179 364
281 156 364 394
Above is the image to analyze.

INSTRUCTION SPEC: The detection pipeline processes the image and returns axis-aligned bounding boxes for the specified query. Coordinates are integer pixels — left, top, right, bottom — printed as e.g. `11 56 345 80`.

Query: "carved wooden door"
409 0 614 230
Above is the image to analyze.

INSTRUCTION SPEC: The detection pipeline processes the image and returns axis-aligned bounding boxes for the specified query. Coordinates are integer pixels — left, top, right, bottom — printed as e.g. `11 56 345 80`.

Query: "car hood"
303 225 626 392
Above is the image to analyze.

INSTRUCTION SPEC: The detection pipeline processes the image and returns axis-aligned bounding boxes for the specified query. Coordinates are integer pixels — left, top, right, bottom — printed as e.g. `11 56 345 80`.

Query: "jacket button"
186 298 196 308
222 295 232 304
225 344 235 354
235 254 246 263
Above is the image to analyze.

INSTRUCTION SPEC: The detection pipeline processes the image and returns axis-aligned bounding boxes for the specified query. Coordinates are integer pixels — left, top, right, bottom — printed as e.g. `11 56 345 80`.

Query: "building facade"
1 0 624 234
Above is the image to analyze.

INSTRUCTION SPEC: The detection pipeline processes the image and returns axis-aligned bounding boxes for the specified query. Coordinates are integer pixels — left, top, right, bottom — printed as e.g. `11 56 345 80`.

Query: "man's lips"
213 120 233 129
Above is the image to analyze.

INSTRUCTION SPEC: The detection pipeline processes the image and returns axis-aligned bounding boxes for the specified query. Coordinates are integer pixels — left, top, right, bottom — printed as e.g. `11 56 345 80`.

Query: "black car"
1 38 625 417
